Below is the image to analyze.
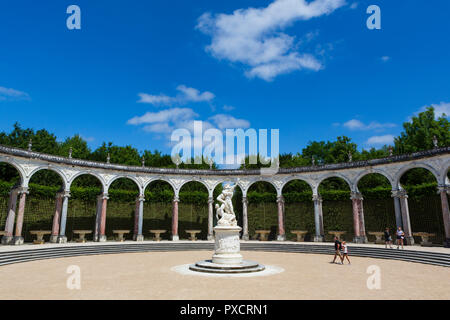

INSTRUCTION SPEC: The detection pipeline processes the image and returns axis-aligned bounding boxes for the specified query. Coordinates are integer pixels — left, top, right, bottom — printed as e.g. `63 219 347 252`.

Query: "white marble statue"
215 184 237 227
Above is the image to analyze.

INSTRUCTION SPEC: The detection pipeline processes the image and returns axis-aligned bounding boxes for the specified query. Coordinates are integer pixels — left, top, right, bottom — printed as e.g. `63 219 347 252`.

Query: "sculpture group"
189 183 265 274
215 184 237 227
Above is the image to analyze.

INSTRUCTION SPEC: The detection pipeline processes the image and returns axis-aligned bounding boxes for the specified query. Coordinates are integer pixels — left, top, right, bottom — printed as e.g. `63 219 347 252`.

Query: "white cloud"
197 0 345 81
380 56 390 62
366 135 394 145
127 108 199 127
349 2 358 9
138 85 215 106
0 86 30 101
223 105 235 111
416 102 450 119
209 114 251 130
343 119 396 131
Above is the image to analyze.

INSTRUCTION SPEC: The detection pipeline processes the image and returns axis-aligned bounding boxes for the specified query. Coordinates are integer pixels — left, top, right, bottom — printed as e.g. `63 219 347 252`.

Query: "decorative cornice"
0 144 449 177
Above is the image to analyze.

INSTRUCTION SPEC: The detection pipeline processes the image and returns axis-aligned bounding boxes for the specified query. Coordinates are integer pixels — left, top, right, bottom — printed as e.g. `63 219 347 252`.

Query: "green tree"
394 106 449 153
59 134 91 159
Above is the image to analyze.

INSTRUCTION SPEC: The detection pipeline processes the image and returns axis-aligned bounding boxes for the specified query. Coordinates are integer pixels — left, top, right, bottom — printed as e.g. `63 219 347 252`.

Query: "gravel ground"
1 250 449 300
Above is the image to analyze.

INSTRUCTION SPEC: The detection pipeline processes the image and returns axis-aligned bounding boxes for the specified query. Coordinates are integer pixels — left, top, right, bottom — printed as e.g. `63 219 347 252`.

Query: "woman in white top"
396 227 405 249
341 241 350 264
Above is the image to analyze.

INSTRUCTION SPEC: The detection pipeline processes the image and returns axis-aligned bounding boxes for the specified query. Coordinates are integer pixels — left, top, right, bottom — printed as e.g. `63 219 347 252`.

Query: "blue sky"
0 0 449 159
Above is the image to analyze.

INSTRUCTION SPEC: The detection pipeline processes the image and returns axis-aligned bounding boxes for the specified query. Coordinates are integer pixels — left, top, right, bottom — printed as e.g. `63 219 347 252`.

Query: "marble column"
13 188 29 245
276 195 286 241
392 191 403 229
99 194 108 242
133 195 145 241
207 196 214 240
1 188 19 244
396 189 414 245
242 197 249 241
171 196 179 241
350 192 367 243
94 194 102 241
50 192 64 243
57 191 70 243
313 194 324 242
94 193 108 242
438 186 450 247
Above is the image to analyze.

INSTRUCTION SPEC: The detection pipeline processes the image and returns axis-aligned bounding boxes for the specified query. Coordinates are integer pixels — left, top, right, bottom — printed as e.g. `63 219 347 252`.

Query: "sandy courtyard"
1 250 449 300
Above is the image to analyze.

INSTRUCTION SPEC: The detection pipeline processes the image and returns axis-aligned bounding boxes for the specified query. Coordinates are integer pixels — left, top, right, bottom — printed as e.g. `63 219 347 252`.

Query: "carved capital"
391 189 407 199
437 185 450 195
350 192 363 200
312 194 322 202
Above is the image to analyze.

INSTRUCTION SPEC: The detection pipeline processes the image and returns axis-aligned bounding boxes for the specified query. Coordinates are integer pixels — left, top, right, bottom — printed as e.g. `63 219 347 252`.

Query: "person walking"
331 236 343 264
396 227 405 249
384 227 393 249
341 241 350 264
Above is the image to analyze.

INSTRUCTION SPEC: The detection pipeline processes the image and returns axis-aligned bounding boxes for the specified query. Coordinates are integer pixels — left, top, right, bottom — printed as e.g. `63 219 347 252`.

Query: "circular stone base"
189 259 265 274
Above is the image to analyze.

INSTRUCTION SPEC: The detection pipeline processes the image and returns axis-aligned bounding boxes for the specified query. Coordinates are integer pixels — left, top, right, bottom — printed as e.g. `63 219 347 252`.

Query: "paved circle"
1 250 449 300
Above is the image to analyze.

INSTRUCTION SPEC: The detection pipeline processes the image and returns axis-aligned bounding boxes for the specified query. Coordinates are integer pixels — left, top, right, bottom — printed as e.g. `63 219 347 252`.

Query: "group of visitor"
384 227 406 249
331 226 407 264
331 237 350 265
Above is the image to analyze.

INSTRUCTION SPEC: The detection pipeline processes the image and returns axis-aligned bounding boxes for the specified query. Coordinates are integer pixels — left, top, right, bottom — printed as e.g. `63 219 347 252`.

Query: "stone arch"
394 162 439 188
281 176 314 193
143 177 177 196
68 171 107 192
317 172 353 191
246 178 279 196
0 157 25 185
105 175 142 194
354 169 395 191
178 178 211 195
28 166 68 190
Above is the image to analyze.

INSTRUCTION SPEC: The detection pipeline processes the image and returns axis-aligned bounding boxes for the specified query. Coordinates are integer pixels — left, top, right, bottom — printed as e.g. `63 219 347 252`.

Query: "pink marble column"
1 188 19 244
276 196 285 241
351 192 367 243
439 186 450 247
242 197 249 240
99 194 108 242
50 193 64 243
172 197 179 241
398 190 414 245
133 196 140 237
13 188 28 245
207 197 214 240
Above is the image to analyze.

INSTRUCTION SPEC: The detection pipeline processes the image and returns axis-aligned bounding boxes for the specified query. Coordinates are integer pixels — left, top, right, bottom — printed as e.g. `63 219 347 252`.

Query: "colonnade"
0 145 449 246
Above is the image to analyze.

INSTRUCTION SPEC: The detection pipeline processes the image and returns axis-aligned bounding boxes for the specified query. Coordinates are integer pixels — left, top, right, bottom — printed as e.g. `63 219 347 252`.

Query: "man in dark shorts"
331 236 343 264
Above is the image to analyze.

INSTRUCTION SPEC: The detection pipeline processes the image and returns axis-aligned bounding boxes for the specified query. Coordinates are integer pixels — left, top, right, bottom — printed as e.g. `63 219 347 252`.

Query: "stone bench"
328 231 346 241
73 230 92 243
185 230 201 241
413 232 436 247
368 232 385 244
291 230 308 242
149 230 166 241
29 230 52 244
255 230 271 241
113 230 130 242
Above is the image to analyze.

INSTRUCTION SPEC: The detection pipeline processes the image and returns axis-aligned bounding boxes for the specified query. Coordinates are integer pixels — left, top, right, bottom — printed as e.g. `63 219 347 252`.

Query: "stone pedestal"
57 236 68 244
353 236 368 244
1 236 13 245
314 235 324 242
212 226 243 265
133 234 144 241
12 236 24 245
50 235 59 243
190 225 265 274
